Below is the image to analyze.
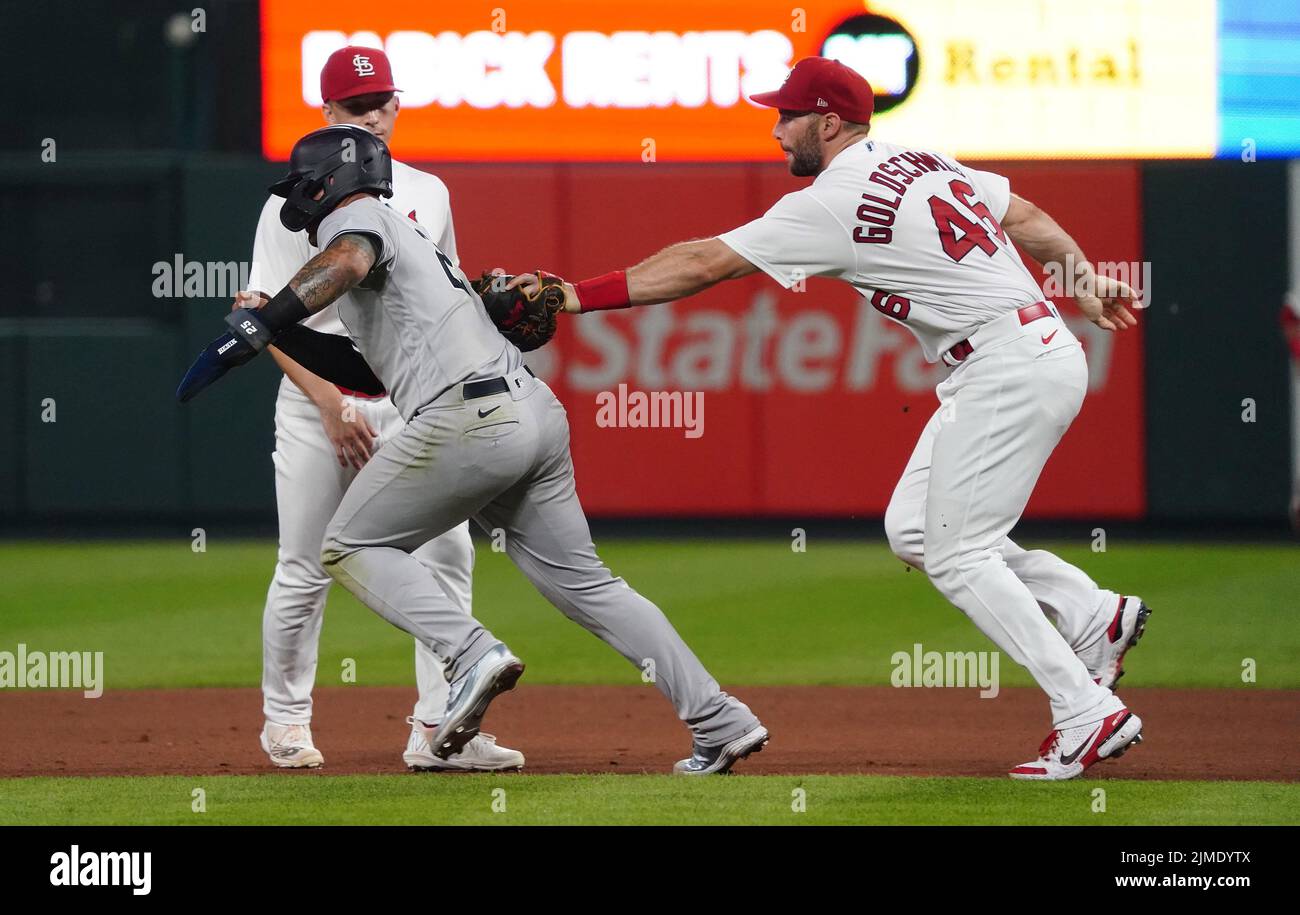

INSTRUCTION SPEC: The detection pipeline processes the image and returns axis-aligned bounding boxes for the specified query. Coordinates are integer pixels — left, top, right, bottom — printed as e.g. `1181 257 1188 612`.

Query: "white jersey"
247 159 458 337
316 196 519 420
718 138 1045 362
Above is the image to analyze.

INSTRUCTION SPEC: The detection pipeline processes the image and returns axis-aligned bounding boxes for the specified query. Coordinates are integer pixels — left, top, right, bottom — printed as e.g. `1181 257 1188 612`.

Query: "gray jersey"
316 196 519 420
312 206 760 762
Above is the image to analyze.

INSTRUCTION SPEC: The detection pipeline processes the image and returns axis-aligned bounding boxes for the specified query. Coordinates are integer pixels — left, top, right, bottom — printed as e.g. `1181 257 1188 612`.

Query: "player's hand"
1075 275 1140 332
232 290 269 312
507 273 581 313
319 396 377 469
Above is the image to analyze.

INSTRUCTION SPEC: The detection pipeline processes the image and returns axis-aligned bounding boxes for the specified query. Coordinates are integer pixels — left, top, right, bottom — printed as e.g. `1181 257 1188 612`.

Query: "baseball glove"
472 270 565 352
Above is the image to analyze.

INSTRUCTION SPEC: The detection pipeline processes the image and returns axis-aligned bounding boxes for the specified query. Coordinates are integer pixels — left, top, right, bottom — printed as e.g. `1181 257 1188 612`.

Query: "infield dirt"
1 685 1293 781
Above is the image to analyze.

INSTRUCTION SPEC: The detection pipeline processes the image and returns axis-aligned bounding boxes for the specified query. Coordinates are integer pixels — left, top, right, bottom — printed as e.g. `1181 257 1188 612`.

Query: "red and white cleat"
1080 596 1152 692
1009 708 1144 781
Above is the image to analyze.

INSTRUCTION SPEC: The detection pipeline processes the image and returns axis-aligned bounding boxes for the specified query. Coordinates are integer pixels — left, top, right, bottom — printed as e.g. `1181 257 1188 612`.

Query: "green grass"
1 540 1295 827
0 539 1296 690
1 773 1296 825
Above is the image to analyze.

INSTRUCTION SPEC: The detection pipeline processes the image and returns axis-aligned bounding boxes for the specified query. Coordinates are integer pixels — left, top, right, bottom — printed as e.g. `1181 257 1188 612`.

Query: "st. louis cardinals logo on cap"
320 45 400 103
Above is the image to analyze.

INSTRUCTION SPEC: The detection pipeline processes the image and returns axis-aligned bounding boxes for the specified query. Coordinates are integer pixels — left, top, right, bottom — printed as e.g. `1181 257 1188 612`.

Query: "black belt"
462 365 534 400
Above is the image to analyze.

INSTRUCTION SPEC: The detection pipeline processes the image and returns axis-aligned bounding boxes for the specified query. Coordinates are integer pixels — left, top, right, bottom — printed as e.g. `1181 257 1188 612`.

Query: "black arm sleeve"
259 286 311 334
272 325 385 395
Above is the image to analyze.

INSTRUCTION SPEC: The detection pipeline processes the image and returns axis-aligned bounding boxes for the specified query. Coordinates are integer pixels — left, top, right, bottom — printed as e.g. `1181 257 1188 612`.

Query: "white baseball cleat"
435 644 525 759
1009 708 1143 781
260 721 324 769
403 717 525 772
1079 596 1152 691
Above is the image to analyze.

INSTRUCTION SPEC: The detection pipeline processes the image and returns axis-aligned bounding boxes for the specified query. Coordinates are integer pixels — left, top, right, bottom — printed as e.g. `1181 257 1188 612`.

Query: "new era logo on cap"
816 97 828 107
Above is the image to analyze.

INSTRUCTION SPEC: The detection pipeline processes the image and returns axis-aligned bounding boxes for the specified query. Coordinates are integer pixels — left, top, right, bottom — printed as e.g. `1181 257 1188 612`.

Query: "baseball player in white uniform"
241 46 522 771
528 57 1152 780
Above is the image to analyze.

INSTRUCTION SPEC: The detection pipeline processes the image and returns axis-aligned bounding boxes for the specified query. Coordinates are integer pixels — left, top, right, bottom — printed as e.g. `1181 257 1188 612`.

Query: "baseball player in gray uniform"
241 46 521 772
178 124 768 775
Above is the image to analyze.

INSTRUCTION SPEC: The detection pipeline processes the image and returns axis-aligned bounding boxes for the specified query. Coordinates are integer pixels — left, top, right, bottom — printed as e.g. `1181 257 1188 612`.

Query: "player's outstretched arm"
1001 194 1139 332
176 233 379 403
508 238 757 314
624 238 759 306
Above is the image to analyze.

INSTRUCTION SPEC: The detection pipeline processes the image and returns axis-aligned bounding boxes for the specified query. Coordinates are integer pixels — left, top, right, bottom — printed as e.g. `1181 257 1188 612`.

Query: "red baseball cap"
320 46 399 102
749 57 875 124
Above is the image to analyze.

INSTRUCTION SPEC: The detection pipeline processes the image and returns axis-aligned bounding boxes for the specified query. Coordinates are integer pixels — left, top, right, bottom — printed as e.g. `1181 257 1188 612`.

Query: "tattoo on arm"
288 233 379 313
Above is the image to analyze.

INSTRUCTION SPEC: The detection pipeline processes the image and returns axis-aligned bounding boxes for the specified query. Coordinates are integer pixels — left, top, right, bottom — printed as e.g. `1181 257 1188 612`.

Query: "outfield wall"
0 156 1290 526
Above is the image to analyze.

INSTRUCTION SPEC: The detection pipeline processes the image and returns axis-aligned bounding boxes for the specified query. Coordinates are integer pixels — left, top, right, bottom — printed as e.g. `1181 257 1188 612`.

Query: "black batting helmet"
269 124 393 232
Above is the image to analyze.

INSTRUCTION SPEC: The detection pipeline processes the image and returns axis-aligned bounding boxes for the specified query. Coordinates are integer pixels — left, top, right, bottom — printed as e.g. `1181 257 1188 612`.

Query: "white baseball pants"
262 377 475 726
884 311 1125 729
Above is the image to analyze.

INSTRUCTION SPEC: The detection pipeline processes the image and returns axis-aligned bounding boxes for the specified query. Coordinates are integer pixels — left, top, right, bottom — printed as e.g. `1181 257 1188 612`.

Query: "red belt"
336 385 387 399
945 301 1053 365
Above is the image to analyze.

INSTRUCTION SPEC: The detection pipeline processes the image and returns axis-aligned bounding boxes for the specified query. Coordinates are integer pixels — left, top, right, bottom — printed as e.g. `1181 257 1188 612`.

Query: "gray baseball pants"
320 366 758 747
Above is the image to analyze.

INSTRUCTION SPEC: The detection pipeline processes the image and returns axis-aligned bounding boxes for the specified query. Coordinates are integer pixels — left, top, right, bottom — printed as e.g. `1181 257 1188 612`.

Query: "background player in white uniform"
531 57 1151 781
240 46 521 771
